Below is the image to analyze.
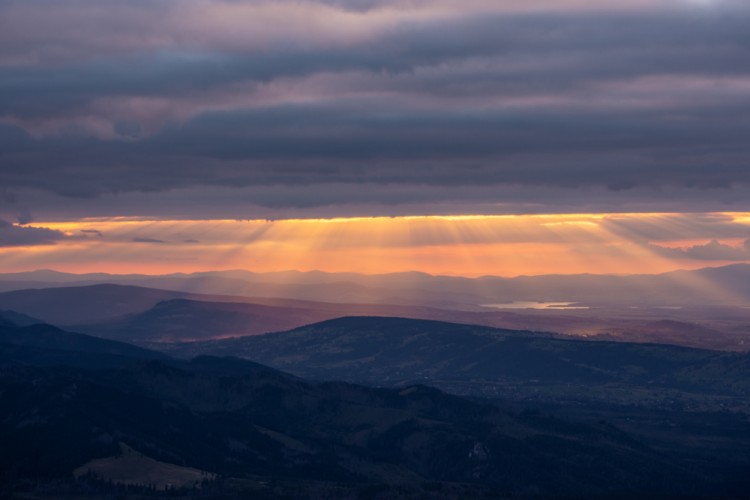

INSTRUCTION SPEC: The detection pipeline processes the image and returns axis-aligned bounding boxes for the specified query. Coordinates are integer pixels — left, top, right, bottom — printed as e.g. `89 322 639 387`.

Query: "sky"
1 0 750 276
2 213 750 276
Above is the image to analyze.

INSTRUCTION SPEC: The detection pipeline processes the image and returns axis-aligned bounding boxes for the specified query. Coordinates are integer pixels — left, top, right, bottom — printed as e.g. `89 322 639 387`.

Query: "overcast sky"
1 0 750 223
3 1 750 275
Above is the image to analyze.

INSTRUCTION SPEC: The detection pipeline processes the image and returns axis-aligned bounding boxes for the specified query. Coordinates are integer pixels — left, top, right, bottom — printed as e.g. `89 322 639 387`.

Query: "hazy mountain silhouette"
72 296 570 345
5 264 750 308
0 281 745 351
0 284 266 325
84 298 338 342
4 265 750 351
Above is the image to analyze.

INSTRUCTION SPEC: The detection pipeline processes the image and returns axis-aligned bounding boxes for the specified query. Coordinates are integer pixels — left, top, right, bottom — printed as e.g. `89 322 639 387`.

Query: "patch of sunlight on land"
73 442 215 490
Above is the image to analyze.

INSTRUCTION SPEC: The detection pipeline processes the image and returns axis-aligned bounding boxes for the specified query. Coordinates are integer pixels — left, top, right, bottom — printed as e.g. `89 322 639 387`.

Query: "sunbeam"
2 212 747 278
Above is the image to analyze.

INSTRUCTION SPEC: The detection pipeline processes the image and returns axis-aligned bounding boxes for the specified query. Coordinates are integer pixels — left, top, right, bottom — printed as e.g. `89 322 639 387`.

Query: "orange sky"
2 212 749 277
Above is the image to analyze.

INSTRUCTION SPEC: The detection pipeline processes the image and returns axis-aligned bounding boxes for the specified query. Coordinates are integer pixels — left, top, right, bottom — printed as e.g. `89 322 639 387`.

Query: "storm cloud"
2 0 750 217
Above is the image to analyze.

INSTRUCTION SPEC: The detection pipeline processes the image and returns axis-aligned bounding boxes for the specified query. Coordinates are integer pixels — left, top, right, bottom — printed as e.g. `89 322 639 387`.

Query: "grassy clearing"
73 442 215 490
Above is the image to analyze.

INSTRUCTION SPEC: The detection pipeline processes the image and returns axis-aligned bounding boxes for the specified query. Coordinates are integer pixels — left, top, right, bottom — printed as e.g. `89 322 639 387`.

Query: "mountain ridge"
164 316 750 408
1 338 716 497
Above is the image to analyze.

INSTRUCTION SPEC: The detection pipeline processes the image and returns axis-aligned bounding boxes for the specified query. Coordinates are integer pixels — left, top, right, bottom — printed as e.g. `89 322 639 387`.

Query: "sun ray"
3 212 750 279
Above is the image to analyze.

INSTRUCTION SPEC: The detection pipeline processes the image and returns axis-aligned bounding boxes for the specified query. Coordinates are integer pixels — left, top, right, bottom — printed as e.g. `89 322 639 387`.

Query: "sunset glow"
3 212 749 277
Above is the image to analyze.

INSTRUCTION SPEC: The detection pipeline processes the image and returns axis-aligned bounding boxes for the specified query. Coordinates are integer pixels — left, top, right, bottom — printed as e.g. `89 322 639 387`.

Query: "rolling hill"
1 336 720 498
165 317 750 409
4 267 750 350
0 321 167 369
1 312 749 497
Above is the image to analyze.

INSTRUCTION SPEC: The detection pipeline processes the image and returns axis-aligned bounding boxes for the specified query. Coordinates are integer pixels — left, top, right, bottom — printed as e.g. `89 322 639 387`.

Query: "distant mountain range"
1 280 748 350
4 313 736 498
4 264 750 308
2 265 750 351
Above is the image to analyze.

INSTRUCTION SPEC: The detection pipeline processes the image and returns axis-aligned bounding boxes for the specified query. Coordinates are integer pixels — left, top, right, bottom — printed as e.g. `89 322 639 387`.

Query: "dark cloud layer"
1 1 750 217
132 237 166 244
649 239 750 261
0 220 65 247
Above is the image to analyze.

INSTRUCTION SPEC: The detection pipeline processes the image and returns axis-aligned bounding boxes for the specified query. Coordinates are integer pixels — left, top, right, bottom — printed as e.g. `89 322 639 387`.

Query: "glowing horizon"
3 212 750 278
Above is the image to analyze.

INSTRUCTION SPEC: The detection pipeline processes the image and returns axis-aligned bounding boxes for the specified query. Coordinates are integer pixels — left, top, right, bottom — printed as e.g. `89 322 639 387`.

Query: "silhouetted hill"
0 342 163 370
0 310 44 327
0 322 167 365
80 296 750 350
167 317 750 407
5 267 750 351
78 297 541 345
0 284 219 325
82 298 340 342
0 284 477 337
0 352 720 498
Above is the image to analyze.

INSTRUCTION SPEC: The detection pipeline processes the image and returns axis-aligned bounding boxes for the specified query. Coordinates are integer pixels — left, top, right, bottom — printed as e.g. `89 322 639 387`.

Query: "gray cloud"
648 239 750 261
6 183 750 224
132 237 166 244
601 213 750 242
4 9 750 118
1 2 750 216
0 220 66 247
